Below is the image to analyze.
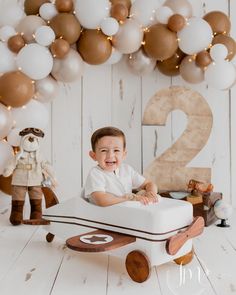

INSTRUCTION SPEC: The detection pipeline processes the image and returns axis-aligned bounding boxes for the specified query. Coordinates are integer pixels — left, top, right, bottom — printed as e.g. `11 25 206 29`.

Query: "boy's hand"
135 194 157 205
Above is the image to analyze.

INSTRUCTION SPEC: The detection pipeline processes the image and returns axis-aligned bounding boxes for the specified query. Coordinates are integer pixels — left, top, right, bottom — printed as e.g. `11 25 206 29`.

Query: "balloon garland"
0 0 236 191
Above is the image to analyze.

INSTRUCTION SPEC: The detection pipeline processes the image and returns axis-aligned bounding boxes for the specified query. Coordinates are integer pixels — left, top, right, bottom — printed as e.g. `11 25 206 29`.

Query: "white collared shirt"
84 163 145 200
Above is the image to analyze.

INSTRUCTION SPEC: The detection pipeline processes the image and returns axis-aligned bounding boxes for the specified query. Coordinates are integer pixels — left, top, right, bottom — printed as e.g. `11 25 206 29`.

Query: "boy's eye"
101 149 107 152
114 149 121 152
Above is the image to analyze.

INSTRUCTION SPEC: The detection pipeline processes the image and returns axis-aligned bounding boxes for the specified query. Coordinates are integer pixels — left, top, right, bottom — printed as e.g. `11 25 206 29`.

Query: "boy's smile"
89 136 127 172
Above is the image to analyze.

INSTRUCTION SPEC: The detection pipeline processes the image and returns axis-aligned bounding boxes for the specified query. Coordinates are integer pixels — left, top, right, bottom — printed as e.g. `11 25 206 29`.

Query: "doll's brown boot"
30 199 42 219
10 200 24 225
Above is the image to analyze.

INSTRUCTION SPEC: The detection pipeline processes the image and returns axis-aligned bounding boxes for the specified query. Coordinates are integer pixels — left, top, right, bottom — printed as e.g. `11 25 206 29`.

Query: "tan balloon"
180 55 204 84
7 34 25 53
0 175 12 196
49 13 81 44
157 48 185 76
212 34 236 61
168 14 186 32
17 15 46 43
143 24 178 60
111 3 128 21
203 11 231 35
164 0 192 18
77 29 112 65
195 51 212 68
50 38 70 59
110 0 131 9
0 71 35 108
55 0 74 12
24 0 50 15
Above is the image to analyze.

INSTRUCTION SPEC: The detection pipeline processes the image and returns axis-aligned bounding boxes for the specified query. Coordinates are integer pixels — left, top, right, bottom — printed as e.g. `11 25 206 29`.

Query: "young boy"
84 126 160 206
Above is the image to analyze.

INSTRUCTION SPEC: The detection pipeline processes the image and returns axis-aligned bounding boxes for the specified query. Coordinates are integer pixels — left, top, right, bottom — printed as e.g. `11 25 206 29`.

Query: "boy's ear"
123 149 127 158
89 151 96 161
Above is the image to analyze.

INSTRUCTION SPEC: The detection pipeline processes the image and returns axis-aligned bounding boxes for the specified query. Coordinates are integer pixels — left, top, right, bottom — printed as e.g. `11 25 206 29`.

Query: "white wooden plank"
51 250 108 295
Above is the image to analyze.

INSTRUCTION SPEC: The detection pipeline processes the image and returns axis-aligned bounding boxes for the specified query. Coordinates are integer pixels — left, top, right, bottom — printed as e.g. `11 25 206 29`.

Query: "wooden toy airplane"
41 188 204 283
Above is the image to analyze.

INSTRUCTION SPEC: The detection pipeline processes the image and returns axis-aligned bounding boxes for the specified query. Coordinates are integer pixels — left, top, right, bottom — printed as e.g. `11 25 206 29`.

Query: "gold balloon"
7 35 25 53
0 71 35 108
24 0 50 15
212 34 236 61
49 13 81 45
143 24 178 61
77 29 112 65
203 11 231 35
0 175 12 196
110 0 131 10
168 14 186 32
157 48 185 76
195 51 212 68
55 0 73 12
111 3 128 21
50 38 70 59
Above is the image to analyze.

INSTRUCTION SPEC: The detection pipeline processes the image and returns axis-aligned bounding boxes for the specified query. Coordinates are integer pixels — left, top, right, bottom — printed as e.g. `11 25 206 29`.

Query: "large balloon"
77 30 112 65
112 19 143 54
75 0 110 29
16 43 53 80
157 48 185 76
51 49 84 82
0 2 25 27
177 17 213 55
24 0 50 15
212 34 236 61
127 49 156 75
35 76 59 103
179 55 204 83
0 103 13 140
0 42 17 73
143 23 178 60
203 11 231 35
0 71 34 108
49 13 81 45
164 0 192 18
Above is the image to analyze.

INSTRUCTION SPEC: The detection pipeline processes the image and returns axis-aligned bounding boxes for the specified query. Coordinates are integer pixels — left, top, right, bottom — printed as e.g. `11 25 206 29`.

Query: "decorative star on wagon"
80 234 114 245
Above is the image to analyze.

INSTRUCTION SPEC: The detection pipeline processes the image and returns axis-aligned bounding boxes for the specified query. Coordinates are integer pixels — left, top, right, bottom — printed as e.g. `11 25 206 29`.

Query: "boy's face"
89 136 127 172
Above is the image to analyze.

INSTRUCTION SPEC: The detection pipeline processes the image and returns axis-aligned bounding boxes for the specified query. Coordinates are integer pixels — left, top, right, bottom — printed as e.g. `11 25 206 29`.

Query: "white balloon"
35 26 55 46
105 47 123 65
0 25 16 42
0 103 13 140
0 41 17 73
7 128 21 147
16 43 53 80
130 0 161 27
75 0 110 29
0 140 14 175
0 2 25 27
35 76 59 103
178 17 213 55
39 3 58 21
210 44 228 61
11 99 49 131
214 200 233 220
101 17 119 36
205 60 236 90
155 6 174 24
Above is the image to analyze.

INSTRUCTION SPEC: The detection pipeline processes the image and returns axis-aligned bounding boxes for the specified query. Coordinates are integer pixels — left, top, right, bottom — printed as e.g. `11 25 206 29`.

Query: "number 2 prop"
142 86 213 191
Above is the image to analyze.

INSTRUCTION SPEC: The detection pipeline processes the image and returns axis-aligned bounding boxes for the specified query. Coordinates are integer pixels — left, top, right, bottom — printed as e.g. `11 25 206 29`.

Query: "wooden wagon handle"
166 216 204 255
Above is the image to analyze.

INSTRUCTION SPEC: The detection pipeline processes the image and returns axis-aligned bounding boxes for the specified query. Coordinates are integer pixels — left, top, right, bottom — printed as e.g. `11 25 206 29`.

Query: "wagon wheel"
125 250 151 283
174 248 194 265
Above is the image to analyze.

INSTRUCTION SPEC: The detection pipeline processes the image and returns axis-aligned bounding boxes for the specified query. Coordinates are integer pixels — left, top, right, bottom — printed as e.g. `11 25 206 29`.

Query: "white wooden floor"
0 192 236 295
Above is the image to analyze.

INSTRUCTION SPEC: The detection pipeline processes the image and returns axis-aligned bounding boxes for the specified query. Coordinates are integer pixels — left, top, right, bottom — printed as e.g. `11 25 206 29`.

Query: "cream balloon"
101 17 119 36
178 17 213 55
35 76 59 103
35 26 56 46
11 99 49 130
180 55 204 84
0 2 25 27
51 49 84 82
7 127 21 147
0 42 17 73
39 3 58 21
210 44 228 61
17 43 53 80
127 49 156 75
112 19 143 54
0 103 13 140
205 60 236 90
156 6 174 24
105 47 123 64
0 25 16 42
164 0 192 18
0 140 14 175
75 0 110 29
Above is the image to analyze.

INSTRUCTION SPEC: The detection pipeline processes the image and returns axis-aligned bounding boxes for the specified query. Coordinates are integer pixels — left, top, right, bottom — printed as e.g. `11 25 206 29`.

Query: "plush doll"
3 127 57 225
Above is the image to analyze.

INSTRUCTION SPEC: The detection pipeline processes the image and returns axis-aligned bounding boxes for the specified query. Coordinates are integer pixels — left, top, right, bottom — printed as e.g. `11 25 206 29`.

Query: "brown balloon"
195 51 212 68
110 0 131 10
143 24 178 61
24 0 50 15
55 0 73 12
77 29 112 65
157 48 186 76
49 13 81 45
7 34 25 53
168 14 186 32
212 34 236 61
111 3 128 21
50 38 70 59
203 11 231 35
0 71 35 108
0 175 12 196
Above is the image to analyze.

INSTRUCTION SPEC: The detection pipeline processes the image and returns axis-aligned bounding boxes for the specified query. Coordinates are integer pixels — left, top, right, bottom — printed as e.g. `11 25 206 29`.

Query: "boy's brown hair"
91 126 126 151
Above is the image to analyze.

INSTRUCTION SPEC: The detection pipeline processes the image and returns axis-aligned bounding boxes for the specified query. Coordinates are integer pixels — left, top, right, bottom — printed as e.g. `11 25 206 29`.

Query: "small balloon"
210 44 228 61
35 76 59 103
110 3 128 22
24 0 50 15
110 0 131 9
7 34 25 53
168 14 186 32
39 3 58 20
0 141 14 175
127 49 156 76
7 127 21 147
55 0 74 12
50 38 70 59
0 103 13 140
164 0 192 18
105 47 123 65
157 48 185 76
195 51 212 68
179 55 204 84
101 17 119 36
203 11 231 36
0 42 17 73
35 26 55 46
212 34 236 61
0 25 16 42
156 6 173 25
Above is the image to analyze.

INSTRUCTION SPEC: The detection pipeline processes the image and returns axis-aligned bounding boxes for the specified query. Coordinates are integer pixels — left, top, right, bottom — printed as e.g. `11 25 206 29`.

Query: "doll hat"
19 127 44 138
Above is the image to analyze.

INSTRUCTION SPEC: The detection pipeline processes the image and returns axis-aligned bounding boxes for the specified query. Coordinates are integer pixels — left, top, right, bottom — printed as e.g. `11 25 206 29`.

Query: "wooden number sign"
142 86 213 191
